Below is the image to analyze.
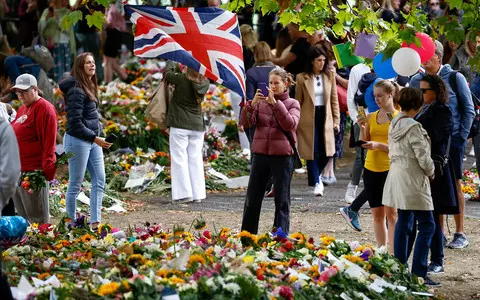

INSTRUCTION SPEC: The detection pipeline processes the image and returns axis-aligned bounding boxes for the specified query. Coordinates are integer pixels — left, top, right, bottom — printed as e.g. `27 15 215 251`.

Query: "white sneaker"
344 183 357 204
469 147 475 157
314 182 324 196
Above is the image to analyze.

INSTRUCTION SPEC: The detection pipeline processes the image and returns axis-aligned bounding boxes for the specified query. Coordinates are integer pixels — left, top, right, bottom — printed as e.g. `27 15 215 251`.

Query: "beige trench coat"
382 115 435 211
295 72 340 160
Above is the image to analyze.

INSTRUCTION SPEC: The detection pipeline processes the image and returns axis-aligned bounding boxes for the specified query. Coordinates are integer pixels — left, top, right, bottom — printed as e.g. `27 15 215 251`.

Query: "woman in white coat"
382 87 438 287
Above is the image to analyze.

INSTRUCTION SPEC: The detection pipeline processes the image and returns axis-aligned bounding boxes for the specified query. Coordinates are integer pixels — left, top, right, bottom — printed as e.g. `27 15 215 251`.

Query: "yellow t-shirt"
364 110 399 172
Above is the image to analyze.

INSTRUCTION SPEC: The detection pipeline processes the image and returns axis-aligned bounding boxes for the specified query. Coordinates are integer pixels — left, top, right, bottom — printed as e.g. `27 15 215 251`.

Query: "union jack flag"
125 5 246 97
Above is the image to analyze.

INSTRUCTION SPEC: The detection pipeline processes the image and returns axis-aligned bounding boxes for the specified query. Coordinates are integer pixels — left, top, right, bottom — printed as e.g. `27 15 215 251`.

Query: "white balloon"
392 48 421 77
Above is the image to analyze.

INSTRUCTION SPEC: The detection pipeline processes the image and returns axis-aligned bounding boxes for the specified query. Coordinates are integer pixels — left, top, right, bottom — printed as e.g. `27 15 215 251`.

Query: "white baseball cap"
12 74 37 91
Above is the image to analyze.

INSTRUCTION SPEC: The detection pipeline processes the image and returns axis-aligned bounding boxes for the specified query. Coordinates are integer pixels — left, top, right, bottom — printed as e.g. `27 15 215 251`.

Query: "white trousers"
169 127 206 201
229 92 251 150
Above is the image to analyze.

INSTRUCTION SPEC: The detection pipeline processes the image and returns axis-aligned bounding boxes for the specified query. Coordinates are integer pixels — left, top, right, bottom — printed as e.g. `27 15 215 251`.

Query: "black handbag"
431 136 451 177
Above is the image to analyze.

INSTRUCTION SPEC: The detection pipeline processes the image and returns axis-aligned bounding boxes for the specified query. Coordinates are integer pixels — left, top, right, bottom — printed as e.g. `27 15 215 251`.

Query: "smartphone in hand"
258 82 268 97
105 133 118 143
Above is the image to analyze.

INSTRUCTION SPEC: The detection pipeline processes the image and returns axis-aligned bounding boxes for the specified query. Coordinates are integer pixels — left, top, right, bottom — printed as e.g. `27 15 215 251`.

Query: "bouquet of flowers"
20 152 74 193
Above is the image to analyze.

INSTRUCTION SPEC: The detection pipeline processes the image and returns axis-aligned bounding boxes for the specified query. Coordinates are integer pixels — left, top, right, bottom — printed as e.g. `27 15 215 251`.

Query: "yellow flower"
289 275 298 283
187 254 206 267
60 198 66 206
156 269 168 278
32 223 38 229
317 249 328 257
343 254 365 264
320 235 336 246
289 232 306 244
126 254 147 266
98 282 120 296
237 230 258 246
242 256 254 264
168 277 185 285
122 279 130 290
81 234 96 243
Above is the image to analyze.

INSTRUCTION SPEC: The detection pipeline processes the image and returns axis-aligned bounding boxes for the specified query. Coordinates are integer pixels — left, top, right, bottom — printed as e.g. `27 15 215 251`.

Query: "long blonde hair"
240 24 258 50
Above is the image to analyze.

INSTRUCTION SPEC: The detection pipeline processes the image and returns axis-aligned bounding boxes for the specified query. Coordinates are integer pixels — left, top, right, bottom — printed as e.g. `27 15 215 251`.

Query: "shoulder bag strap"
271 112 297 153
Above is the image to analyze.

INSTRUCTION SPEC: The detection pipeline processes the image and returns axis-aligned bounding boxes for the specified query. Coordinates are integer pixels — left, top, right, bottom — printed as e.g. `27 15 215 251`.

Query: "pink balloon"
401 32 435 63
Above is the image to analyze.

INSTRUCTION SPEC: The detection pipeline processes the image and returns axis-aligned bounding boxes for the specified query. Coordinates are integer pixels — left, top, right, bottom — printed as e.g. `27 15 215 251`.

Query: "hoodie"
382 115 434 211
60 76 101 143
164 61 210 131
410 64 474 141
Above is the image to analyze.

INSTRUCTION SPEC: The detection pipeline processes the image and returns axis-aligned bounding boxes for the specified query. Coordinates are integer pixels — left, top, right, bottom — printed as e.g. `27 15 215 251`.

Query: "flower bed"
5 217 436 299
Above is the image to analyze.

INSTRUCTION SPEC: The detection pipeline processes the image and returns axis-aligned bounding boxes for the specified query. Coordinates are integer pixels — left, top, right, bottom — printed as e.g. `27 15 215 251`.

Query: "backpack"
20 45 54 73
448 71 480 139
354 72 380 110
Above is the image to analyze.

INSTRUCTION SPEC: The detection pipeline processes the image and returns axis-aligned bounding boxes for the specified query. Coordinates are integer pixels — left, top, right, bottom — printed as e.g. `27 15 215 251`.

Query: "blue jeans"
4 56 40 83
394 209 435 279
64 134 105 223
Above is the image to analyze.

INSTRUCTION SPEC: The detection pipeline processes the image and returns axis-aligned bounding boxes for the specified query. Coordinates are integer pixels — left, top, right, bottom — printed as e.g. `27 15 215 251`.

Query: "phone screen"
258 83 268 97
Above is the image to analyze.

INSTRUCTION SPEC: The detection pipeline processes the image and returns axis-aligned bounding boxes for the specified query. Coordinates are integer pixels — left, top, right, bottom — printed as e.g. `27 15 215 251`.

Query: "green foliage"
61 10 83 31
86 11 107 30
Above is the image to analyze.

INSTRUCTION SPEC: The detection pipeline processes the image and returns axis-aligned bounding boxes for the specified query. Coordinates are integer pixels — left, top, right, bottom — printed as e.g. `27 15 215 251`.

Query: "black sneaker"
427 262 445 274
443 234 448 248
424 276 441 287
447 232 469 249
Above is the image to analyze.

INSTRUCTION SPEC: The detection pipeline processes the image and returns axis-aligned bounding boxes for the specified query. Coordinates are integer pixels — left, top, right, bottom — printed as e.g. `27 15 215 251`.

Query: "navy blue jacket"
60 76 101 143
416 101 459 214
410 64 474 141
245 62 276 100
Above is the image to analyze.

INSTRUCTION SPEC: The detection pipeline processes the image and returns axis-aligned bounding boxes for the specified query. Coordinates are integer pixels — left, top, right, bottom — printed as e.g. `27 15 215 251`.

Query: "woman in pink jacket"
240 67 300 234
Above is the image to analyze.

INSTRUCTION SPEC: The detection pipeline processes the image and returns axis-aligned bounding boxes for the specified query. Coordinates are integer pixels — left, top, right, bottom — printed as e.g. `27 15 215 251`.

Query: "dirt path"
103 205 480 300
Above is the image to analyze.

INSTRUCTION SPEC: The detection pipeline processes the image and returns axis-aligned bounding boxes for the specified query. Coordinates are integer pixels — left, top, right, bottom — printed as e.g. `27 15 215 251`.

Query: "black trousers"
1 199 15 216
241 154 294 234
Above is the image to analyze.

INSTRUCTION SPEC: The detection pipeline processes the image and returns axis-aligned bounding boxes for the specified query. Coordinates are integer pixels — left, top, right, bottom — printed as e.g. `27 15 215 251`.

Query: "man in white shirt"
344 63 370 203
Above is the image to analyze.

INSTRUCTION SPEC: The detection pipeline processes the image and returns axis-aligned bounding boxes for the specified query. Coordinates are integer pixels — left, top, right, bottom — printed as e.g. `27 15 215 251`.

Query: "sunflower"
220 227 231 239
187 254 206 267
168 277 185 285
237 230 258 247
156 269 168 278
192 217 207 231
126 254 147 266
289 232 306 244
81 234 96 243
97 282 121 296
320 235 336 246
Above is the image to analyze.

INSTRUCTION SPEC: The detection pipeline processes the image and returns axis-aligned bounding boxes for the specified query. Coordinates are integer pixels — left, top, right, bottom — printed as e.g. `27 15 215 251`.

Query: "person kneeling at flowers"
11 74 57 224
382 87 439 287
240 67 300 235
60 53 112 229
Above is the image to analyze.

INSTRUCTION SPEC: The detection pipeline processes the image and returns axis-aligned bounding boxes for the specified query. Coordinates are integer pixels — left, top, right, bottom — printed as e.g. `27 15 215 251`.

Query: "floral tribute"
462 168 480 200
4 217 437 299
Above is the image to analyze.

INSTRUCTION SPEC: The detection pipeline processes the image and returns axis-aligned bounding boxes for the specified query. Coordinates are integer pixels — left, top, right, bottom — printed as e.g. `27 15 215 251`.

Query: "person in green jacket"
165 61 210 204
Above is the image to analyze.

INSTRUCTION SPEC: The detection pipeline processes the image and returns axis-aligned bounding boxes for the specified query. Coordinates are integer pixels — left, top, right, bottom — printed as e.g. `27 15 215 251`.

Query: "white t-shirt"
314 75 324 106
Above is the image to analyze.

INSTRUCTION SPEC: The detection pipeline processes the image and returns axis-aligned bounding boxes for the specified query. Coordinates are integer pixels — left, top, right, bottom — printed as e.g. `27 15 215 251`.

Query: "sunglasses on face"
430 2 439 5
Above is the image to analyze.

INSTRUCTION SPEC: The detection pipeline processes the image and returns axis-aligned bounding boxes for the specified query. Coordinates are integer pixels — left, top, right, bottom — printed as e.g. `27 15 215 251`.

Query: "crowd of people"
0 0 479 293
236 19 478 289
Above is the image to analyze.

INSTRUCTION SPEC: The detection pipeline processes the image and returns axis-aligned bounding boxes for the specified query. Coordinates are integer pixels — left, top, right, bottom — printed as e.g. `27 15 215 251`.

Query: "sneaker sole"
447 243 469 249
339 208 361 232
427 270 445 275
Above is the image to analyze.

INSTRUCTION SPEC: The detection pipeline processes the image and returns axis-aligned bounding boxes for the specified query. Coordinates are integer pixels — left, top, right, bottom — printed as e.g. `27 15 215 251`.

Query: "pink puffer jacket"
240 91 300 156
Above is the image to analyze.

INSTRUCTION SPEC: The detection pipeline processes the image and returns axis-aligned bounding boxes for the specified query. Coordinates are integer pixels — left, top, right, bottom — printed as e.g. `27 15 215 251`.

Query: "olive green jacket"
165 61 210 131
